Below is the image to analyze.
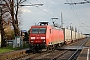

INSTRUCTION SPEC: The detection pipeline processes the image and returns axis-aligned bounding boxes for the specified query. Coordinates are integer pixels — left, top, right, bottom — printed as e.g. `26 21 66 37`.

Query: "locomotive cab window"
39 28 46 34
31 28 46 34
31 28 39 34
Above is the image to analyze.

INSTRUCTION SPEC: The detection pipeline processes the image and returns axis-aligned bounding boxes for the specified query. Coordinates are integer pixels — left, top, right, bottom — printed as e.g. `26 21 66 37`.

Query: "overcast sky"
20 0 90 34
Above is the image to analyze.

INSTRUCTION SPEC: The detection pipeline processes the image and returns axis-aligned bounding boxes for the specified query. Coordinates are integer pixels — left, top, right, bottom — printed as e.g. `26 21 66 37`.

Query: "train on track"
29 21 86 51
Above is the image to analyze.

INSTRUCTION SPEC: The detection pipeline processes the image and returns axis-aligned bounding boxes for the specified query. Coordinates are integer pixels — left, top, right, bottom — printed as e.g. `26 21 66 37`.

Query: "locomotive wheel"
46 46 49 51
46 45 55 51
52 45 55 50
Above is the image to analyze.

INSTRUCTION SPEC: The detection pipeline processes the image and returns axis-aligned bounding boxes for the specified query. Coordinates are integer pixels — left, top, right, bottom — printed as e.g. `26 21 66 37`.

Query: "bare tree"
0 0 26 47
0 0 6 47
3 0 27 36
0 8 6 47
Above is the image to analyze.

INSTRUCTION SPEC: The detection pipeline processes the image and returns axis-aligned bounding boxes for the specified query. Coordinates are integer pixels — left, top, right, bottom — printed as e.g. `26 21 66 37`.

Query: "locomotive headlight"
41 37 45 39
31 40 34 42
43 40 45 42
31 37 35 39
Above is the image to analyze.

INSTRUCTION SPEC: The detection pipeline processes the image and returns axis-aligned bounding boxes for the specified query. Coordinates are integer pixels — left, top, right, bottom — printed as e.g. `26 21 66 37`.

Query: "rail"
68 38 89 60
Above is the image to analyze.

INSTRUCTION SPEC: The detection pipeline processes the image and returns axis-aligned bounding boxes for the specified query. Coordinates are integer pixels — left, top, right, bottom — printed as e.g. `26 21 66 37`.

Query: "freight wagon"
72 31 76 42
62 28 86 44
62 28 72 44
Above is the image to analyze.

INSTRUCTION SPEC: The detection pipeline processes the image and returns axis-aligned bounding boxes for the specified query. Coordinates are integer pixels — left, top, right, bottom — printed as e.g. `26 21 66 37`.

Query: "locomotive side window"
50 29 51 33
31 28 39 34
39 28 46 34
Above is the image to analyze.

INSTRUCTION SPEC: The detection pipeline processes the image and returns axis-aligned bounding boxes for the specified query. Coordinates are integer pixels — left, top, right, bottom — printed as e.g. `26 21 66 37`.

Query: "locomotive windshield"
31 28 46 34
39 28 46 34
31 28 39 34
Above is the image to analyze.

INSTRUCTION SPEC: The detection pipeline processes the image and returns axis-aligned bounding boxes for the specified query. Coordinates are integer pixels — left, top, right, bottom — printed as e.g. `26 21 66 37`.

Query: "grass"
0 43 29 54
0 46 15 54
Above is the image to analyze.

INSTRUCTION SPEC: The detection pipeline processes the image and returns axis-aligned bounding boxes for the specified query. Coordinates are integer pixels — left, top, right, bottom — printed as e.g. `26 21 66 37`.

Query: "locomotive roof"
31 24 62 30
39 21 49 26
31 21 62 30
50 25 62 30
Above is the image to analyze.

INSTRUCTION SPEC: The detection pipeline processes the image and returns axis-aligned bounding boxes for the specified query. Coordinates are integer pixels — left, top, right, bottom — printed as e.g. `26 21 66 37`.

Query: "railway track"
55 49 81 60
55 38 88 60
21 49 80 60
25 38 88 60
0 38 88 60
68 50 81 60
16 50 68 60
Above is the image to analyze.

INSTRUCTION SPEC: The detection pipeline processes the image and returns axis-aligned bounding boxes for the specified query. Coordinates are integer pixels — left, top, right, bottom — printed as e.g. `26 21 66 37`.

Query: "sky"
20 0 90 34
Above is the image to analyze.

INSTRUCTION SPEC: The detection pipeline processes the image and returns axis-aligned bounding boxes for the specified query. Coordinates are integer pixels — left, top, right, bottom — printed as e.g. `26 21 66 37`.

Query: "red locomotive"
29 21 64 51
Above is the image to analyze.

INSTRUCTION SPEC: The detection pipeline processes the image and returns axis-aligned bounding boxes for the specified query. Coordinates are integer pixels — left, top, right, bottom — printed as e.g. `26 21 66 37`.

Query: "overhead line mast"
61 13 63 28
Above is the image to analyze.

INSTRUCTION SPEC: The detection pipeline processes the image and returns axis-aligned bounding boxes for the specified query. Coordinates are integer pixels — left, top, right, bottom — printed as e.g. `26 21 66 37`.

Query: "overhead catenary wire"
65 0 80 31
35 0 61 23
70 0 90 33
26 0 62 26
66 0 80 24
36 0 65 26
35 0 57 17
70 0 90 27
66 0 90 33
26 1 54 17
